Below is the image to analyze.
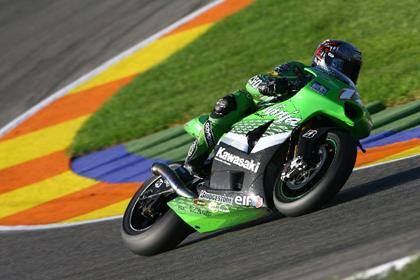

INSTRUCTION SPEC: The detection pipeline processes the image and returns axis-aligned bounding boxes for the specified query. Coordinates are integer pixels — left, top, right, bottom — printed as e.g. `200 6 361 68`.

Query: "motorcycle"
121 66 372 256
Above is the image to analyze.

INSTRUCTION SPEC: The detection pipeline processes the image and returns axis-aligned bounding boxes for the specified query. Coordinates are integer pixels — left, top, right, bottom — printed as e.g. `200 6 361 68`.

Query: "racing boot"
184 139 211 178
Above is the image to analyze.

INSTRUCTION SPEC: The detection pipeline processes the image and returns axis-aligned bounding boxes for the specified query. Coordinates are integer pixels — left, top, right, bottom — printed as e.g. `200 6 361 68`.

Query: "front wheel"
121 171 194 256
273 130 357 216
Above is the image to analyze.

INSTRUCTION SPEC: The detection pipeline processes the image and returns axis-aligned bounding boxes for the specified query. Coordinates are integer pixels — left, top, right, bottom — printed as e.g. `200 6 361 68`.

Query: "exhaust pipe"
151 163 196 199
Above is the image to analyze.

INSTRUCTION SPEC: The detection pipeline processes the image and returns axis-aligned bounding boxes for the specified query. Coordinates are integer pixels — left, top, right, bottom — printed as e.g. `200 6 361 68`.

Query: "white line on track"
343 253 419 280
353 153 419 171
0 0 224 137
0 215 122 232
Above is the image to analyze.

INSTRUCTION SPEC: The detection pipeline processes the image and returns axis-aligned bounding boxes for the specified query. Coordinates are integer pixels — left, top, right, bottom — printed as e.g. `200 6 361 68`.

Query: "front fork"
282 126 330 180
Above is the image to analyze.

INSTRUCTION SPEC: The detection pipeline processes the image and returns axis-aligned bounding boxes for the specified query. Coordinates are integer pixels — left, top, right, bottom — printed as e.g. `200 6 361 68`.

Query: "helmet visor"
325 55 361 84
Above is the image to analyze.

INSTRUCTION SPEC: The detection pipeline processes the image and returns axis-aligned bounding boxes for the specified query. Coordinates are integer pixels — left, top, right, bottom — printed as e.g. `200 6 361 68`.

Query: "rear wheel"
121 169 194 256
273 130 356 216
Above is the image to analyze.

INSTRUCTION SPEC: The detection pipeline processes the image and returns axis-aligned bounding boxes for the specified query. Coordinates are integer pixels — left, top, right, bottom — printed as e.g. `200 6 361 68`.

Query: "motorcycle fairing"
167 197 270 233
167 142 280 233
218 99 302 153
172 66 373 233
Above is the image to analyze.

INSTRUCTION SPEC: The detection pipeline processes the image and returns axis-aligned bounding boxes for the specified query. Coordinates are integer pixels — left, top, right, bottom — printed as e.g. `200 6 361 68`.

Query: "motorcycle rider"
185 39 363 177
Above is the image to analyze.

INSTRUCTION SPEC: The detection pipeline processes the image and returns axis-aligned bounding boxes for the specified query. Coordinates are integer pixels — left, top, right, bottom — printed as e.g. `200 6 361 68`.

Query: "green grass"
69 0 420 156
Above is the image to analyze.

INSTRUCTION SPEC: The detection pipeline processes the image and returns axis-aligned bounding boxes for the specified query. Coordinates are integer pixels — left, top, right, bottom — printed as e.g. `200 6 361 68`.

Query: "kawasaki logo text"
215 147 261 173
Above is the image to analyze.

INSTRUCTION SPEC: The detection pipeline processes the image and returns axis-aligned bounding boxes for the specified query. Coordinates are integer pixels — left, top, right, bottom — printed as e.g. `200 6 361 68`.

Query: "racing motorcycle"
121 66 372 256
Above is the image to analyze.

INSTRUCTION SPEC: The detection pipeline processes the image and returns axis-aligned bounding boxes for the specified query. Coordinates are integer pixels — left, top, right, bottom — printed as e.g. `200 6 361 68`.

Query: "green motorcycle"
121 66 372 255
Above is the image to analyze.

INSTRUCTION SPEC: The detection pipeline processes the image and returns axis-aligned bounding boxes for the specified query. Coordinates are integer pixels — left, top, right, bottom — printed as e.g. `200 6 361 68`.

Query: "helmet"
312 39 362 84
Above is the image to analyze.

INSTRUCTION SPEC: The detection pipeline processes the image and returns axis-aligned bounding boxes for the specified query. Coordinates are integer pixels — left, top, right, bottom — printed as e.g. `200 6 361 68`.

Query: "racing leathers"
184 61 310 176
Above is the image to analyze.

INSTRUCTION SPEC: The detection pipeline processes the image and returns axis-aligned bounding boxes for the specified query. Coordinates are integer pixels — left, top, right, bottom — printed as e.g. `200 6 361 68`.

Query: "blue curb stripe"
71 128 419 184
71 145 168 183
361 127 420 149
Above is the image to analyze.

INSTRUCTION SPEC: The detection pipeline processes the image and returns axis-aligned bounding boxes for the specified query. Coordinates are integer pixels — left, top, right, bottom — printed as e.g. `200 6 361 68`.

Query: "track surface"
1 1 419 279
1 156 419 280
0 0 209 128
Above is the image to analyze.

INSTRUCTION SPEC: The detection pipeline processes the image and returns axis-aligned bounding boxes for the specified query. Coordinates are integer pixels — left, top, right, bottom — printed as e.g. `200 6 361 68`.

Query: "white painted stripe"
343 253 419 280
251 132 291 153
0 0 224 137
0 216 122 232
0 154 417 232
219 132 249 152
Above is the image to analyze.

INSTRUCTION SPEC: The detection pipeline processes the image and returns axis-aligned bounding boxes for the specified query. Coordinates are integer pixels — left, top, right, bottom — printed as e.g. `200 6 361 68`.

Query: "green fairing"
186 67 372 141
292 67 372 139
178 67 371 233
167 197 270 233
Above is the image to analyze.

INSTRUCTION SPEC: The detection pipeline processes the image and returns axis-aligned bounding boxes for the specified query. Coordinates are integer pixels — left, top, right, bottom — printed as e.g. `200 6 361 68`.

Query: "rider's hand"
258 77 289 96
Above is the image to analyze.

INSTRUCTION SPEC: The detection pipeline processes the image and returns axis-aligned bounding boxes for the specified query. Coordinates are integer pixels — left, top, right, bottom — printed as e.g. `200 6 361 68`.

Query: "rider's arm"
246 61 306 100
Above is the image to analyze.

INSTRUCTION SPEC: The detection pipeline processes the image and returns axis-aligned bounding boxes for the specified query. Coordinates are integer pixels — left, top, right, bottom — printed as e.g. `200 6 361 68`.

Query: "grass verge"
70 0 420 156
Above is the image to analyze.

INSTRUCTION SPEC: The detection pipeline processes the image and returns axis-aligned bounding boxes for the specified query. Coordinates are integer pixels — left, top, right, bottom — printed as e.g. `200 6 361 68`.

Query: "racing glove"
257 77 289 96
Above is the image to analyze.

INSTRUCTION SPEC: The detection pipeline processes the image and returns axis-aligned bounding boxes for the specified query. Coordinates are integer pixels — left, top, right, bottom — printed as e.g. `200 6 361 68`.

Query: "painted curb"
0 0 224 138
0 0 256 228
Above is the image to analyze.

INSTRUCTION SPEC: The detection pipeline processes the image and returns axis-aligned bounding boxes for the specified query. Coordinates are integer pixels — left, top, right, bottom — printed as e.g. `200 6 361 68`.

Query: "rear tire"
273 130 356 216
121 174 194 256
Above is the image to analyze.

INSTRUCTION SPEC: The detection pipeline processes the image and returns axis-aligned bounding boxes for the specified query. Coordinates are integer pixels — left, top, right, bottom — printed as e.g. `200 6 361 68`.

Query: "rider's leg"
185 90 256 176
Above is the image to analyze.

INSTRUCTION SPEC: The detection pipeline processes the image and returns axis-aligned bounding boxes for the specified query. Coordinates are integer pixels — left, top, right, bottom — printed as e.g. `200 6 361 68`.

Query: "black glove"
258 77 289 96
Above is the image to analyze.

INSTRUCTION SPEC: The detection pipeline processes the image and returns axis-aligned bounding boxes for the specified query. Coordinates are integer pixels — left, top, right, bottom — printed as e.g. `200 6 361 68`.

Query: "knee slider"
210 95 237 118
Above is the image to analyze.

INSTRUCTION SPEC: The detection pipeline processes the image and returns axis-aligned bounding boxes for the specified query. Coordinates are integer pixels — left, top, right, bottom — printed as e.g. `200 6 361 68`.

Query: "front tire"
121 174 194 256
273 130 357 216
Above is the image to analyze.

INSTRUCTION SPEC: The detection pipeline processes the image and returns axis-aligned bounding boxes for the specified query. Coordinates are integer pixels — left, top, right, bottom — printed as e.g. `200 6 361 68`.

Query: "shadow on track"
331 165 420 206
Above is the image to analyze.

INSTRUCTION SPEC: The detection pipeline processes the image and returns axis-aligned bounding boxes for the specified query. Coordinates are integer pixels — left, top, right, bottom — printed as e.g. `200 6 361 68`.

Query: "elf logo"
215 147 261 173
234 195 264 208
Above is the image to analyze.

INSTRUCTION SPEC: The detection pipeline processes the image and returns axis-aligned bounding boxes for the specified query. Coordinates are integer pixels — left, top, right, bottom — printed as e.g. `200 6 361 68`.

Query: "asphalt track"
0 156 419 280
1 1 419 280
0 0 209 128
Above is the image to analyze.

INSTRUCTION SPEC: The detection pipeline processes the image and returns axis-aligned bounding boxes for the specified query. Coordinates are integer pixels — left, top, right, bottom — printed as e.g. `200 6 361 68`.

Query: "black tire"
273 130 357 217
121 175 194 256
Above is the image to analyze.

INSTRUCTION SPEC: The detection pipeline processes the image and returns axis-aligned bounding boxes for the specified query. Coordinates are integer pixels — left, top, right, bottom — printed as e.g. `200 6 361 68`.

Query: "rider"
185 39 363 177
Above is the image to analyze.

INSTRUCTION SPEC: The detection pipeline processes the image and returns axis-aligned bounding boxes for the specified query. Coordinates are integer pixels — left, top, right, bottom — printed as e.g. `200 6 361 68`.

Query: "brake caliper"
281 156 308 181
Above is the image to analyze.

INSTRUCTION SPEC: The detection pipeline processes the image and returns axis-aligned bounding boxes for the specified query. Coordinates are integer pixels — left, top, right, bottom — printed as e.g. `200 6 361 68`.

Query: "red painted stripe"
0 182 140 225
166 0 254 36
1 75 135 141
0 151 68 194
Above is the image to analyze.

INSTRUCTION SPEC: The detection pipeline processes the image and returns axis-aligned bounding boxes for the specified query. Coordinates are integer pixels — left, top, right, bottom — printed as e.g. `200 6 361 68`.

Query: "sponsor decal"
198 190 264 208
215 147 261 173
234 195 264 208
302 129 318 139
176 204 212 217
340 88 356 100
208 202 230 213
199 190 234 205
248 75 263 89
188 198 231 214
263 107 301 127
311 82 329 95
203 121 215 147
186 140 198 160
